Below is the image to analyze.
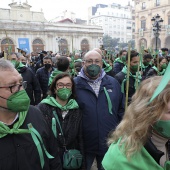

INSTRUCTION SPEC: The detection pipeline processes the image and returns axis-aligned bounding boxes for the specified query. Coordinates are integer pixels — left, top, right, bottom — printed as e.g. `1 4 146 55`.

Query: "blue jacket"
74 75 125 155
36 67 54 97
113 62 125 75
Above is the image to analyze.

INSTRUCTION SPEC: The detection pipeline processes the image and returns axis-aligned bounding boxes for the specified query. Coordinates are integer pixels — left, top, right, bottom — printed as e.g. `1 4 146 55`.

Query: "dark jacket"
113 62 125 75
0 105 62 170
142 65 152 79
19 66 41 105
144 138 165 164
74 75 125 156
35 59 43 72
36 67 54 98
37 103 85 168
146 68 158 78
105 69 115 77
115 71 136 102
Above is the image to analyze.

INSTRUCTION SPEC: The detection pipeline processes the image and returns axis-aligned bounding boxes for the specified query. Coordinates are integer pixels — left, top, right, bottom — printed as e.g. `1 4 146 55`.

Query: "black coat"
36 67 54 98
115 71 136 102
142 65 152 80
144 138 165 164
37 103 84 159
146 68 158 78
19 66 41 105
0 106 62 170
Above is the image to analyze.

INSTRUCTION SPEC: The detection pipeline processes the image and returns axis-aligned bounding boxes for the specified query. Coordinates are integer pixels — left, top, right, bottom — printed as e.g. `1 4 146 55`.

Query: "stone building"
133 0 170 50
0 1 103 54
88 3 134 43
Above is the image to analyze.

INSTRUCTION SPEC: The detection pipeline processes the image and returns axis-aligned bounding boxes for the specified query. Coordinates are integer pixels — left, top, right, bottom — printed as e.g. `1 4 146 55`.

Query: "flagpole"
125 43 131 111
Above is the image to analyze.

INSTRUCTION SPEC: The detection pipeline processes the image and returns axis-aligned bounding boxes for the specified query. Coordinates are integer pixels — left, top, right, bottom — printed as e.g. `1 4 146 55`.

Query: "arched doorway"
81 39 89 52
1 38 15 54
139 38 147 49
165 36 170 47
59 39 68 54
32 39 44 53
152 37 161 51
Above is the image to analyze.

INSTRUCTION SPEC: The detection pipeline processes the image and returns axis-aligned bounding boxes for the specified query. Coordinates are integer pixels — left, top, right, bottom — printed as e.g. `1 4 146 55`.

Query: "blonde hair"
108 76 170 158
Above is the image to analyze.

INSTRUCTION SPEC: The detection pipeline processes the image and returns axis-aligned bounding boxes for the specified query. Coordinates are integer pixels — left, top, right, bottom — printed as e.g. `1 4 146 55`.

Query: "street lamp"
98 37 103 50
151 14 163 52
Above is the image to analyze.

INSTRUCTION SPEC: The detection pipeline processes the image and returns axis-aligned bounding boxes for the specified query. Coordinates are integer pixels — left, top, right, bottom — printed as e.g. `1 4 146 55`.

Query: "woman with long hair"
102 76 170 170
38 73 84 170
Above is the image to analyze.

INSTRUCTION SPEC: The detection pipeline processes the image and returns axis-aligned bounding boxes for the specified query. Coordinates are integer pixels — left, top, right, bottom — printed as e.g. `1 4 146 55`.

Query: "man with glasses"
0 59 62 170
74 50 125 170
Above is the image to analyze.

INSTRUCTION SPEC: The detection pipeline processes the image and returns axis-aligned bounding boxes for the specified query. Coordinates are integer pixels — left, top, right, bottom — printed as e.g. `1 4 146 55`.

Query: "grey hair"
0 59 14 71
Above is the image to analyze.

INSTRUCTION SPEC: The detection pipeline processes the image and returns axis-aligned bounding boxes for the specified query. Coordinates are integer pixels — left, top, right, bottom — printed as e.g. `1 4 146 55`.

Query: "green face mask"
161 63 167 69
0 90 30 112
56 88 72 101
86 64 101 78
131 64 139 72
162 52 165 55
121 56 126 62
153 120 170 138
143 62 150 66
11 60 20 68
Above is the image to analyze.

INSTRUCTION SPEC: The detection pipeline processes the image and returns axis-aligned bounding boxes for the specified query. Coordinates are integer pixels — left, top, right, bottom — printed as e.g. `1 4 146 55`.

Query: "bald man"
74 50 125 170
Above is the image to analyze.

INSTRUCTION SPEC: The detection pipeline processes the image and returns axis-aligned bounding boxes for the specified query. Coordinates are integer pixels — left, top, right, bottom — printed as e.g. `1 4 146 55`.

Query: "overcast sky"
0 0 134 20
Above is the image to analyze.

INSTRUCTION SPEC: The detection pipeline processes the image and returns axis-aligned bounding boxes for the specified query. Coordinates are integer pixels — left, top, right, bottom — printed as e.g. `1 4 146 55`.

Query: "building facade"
89 3 134 43
133 0 170 50
0 1 103 54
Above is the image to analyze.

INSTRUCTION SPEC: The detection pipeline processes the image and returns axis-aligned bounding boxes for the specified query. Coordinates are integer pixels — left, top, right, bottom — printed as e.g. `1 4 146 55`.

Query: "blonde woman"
102 76 170 170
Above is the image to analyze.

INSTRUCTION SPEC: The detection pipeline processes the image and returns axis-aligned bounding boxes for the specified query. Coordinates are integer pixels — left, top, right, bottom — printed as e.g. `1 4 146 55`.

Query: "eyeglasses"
56 83 72 89
84 60 101 65
0 81 27 93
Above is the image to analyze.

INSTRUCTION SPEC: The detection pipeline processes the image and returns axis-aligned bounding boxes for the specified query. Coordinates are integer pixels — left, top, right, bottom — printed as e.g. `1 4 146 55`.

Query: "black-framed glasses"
56 83 72 89
0 81 27 93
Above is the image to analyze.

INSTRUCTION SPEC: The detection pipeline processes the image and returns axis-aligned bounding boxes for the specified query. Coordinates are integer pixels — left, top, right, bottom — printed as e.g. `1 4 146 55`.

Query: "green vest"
102 140 170 170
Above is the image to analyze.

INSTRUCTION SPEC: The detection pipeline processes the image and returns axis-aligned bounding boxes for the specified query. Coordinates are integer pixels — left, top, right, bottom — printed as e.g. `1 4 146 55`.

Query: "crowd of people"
0 46 170 170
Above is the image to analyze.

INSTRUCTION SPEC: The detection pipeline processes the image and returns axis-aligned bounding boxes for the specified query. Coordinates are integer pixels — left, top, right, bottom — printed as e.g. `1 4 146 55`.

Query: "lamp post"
98 37 103 50
151 14 163 52
151 14 163 70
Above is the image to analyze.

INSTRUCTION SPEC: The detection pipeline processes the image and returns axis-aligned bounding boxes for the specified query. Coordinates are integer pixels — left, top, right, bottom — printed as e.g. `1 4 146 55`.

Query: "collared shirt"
88 80 102 97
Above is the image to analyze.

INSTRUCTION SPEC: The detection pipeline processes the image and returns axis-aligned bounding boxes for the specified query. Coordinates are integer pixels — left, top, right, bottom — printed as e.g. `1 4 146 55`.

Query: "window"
127 27 132 29
168 16 170 25
142 2 146 9
155 0 160 6
141 20 146 31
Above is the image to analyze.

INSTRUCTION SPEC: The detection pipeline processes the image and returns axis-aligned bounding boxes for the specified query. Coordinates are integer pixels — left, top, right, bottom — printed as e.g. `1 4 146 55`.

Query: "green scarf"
48 69 63 86
102 59 112 73
141 63 149 69
41 96 79 111
74 59 82 63
0 111 28 138
15 61 25 72
121 66 142 93
152 66 166 76
114 57 125 64
0 110 54 168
